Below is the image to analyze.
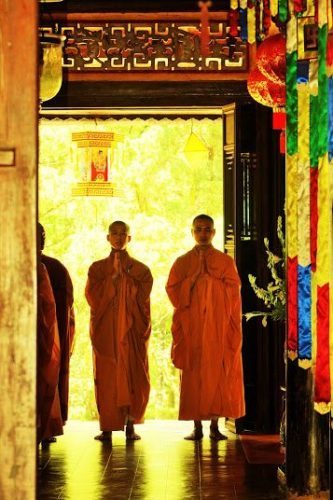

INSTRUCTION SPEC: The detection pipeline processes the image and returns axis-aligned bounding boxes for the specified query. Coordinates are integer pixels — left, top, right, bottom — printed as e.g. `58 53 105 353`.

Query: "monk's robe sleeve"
85 260 116 319
136 267 153 305
221 257 243 373
65 270 75 355
128 265 153 342
166 255 197 369
166 256 194 309
38 263 58 365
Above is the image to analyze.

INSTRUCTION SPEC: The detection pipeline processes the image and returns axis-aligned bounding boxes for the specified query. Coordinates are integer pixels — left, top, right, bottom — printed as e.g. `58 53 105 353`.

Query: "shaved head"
108 221 130 234
192 214 214 228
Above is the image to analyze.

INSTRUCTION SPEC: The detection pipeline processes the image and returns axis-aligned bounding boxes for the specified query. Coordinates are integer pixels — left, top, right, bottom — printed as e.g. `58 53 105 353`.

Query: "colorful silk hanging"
231 0 332 414
285 0 332 413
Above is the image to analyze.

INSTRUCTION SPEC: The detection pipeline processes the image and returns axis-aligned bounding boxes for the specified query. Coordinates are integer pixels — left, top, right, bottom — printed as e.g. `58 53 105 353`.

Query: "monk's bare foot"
126 424 141 441
209 427 227 441
184 428 203 441
94 431 112 442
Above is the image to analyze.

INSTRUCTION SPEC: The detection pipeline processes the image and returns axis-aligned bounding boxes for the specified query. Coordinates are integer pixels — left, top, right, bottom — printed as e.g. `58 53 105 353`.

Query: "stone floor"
38 420 286 499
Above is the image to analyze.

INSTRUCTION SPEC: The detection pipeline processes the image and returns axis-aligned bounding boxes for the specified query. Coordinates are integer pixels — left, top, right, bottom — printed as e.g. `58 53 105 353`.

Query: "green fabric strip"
278 0 288 23
310 94 319 167
287 51 298 155
318 25 328 157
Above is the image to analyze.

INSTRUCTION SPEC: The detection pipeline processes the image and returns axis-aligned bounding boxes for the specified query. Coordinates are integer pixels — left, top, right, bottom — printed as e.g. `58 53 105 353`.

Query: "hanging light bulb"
39 32 65 104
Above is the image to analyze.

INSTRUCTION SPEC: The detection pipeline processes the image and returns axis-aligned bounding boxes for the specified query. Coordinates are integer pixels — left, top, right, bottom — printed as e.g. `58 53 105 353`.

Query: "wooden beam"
41 11 229 22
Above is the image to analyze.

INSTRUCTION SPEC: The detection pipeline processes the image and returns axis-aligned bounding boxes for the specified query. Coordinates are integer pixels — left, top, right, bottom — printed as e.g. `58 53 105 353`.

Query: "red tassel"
273 110 286 129
279 130 285 154
198 1 212 57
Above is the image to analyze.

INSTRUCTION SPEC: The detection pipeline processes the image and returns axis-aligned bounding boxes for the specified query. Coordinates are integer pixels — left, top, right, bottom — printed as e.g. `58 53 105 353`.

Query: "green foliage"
39 117 223 420
244 216 286 327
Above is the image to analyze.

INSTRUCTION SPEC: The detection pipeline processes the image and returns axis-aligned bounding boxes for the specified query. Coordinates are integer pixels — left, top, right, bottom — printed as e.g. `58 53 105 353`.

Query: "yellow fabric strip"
288 350 298 361
247 6 256 45
316 154 331 285
270 0 278 17
286 8 297 53
259 0 264 38
318 0 328 28
297 84 311 267
298 359 312 369
230 0 238 10
298 84 310 164
304 0 315 16
286 153 298 258
309 60 319 97
328 0 333 31
314 402 331 414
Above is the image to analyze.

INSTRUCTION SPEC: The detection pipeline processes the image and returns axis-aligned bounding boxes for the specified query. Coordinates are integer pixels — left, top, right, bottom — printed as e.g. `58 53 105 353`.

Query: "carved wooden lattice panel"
223 143 236 258
41 21 247 72
240 152 257 241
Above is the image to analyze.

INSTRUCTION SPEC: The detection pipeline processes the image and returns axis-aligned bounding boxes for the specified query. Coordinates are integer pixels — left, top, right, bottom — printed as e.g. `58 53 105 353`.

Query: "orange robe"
166 246 245 420
41 254 75 423
37 263 63 442
85 250 153 431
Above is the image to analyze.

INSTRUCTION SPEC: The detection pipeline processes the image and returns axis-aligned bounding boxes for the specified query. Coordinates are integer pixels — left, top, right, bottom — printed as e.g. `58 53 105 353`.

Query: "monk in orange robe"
85 221 153 442
166 214 245 440
37 262 63 444
38 223 75 433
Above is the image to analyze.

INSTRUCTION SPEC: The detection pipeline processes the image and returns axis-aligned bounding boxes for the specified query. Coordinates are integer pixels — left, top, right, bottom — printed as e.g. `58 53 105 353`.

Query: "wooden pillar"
287 360 330 496
0 1 38 499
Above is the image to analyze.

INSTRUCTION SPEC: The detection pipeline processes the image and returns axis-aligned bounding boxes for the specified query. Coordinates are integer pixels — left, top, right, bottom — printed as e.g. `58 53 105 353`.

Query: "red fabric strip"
229 9 239 37
294 0 306 12
310 168 318 271
287 256 298 353
314 0 318 23
327 32 333 68
263 0 271 33
314 284 331 403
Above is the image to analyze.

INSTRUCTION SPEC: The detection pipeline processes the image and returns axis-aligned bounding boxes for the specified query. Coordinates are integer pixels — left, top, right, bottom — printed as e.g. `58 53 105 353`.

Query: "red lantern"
247 34 286 154
256 34 286 85
247 66 285 107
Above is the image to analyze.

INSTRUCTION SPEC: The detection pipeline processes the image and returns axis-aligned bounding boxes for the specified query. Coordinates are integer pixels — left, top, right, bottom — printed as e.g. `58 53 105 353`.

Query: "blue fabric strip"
297 264 312 360
239 9 248 42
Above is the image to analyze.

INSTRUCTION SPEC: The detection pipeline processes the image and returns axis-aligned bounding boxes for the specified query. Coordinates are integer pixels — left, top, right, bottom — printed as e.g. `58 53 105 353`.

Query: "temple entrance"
39 111 224 421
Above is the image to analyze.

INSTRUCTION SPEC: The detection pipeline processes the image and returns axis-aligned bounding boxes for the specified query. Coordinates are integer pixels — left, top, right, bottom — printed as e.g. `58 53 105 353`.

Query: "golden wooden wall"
0 2 38 498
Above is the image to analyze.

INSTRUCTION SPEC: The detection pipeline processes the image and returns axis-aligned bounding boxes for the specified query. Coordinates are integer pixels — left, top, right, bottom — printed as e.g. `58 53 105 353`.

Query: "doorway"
39 111 224 421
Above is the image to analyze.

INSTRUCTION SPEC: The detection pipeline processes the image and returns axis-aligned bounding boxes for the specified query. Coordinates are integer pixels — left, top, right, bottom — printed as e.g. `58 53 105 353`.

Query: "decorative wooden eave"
40 11 251 82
